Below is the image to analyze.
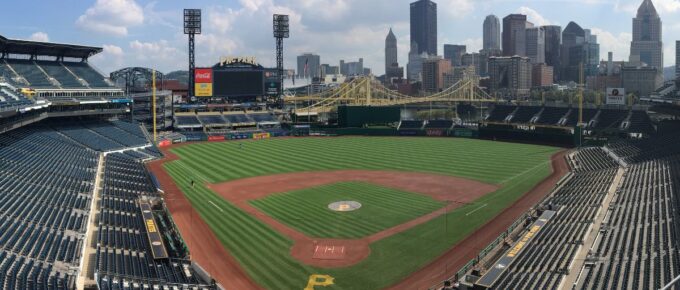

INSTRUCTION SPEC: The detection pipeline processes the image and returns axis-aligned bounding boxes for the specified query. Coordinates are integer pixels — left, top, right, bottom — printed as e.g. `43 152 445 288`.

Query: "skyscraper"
297 53 321 78
488 56 533 97
385 28 402 79
422 56 451 92
561 21 586 82
443 44 466 67
483 15 501 51
502 14 528 57
410 0 437 56
543 25 562 81
526 27 546 64
630 0 663 69
584 29 600 77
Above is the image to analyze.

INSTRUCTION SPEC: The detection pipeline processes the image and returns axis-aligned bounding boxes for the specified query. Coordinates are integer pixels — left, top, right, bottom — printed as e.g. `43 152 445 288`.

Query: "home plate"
312 244 346 260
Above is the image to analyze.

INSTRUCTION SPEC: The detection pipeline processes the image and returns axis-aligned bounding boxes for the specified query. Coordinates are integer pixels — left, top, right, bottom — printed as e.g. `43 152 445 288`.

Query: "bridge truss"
284 76 495 114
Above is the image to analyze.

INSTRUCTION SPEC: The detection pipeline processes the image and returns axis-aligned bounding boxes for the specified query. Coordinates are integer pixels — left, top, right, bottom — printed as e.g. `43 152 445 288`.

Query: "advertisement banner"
158 140 172 147
208 135 225 142
426 129 443 136
253 133 271 140
195 83 213 97
195 68 213 83
606 88 626 105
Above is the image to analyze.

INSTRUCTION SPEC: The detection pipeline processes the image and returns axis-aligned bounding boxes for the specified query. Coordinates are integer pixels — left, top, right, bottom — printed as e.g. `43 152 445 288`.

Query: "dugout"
337 105 401 127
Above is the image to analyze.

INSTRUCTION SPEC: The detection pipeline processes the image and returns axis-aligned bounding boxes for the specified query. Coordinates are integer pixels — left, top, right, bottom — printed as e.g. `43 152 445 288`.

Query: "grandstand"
465 133 680 290
0 35 127 117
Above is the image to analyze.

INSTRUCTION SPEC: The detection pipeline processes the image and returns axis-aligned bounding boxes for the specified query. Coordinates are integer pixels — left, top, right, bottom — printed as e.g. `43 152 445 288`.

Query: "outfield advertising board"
195 68 213 97
606 88 625 105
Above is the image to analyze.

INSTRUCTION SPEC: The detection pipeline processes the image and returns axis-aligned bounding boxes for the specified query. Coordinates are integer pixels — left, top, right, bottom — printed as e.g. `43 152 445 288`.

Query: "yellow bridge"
284 76 495 113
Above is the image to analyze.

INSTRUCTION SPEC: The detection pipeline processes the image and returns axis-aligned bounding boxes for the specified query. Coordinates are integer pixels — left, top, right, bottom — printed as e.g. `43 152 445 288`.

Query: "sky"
1 0 679 76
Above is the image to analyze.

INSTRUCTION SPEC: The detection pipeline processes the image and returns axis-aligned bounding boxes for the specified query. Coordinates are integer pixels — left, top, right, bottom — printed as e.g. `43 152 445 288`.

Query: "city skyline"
1 0 679 76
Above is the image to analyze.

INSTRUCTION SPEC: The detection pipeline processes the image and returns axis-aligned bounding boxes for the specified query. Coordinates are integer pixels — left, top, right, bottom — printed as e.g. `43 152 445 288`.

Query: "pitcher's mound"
328 201 361 212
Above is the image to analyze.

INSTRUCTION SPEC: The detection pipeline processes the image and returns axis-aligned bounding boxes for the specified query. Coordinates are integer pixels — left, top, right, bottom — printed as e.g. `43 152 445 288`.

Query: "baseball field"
154 137 562 290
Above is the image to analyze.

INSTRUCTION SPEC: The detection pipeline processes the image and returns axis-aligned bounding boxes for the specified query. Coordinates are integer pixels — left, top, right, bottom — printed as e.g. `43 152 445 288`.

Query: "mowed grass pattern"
170 137 556 184
164 137 560 289
249 182 446 239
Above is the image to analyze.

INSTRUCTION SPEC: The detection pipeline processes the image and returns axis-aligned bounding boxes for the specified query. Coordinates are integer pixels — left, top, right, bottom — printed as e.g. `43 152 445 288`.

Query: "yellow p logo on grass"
304 274 335 290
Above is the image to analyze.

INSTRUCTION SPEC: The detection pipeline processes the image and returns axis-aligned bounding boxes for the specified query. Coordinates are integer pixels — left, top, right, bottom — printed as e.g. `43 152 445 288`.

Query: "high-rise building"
676 40 680 79
526 27 546 64
622 66 663 96
340 58 364 76
561 21 586 83
410 0 437 56
444 44 466 66
584 29 600 77
479 48 502 77
483 15 501 51
297 53 321 78
488 56 533 97
630 0 663 69
532 63 554 87
502 14 528 57
461 53 481 76
407 42 427 82
385 28 400 78
422 56 451 92
543 25 561 80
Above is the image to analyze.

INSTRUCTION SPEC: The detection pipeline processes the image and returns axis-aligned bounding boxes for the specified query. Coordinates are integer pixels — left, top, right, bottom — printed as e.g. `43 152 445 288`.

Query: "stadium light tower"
184 9 201 99
273 14 289 107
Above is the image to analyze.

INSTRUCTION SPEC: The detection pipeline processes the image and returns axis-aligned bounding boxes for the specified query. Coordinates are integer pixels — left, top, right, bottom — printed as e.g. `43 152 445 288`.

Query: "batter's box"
313 244 346 260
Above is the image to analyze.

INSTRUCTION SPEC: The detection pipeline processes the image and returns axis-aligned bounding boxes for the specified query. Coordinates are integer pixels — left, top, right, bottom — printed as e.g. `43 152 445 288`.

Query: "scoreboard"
213 70 264 97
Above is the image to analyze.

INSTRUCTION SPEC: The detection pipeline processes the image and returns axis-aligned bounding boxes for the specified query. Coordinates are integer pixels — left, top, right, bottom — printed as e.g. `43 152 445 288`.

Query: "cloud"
103 44 124 57
76 0 144 37
89 44 125 73
653 0 680 13
28 32 49 42
517 6 551 26
590 28 632 61
440 0 474 18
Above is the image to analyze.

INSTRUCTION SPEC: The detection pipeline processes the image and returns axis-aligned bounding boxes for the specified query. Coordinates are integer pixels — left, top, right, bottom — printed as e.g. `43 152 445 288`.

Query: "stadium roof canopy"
0 34 102 59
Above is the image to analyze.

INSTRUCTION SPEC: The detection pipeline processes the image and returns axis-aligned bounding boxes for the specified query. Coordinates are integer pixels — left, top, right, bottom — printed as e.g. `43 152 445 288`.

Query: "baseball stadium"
1 5 680 290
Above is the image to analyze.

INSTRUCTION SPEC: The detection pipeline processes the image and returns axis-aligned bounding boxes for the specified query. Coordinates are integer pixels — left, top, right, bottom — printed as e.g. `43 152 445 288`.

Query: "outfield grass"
164 137 559 289
249 182 446 239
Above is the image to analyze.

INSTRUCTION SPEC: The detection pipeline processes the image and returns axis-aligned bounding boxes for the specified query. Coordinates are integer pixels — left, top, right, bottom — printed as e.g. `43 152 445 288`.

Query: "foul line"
466 203 488 216
208 200 224 213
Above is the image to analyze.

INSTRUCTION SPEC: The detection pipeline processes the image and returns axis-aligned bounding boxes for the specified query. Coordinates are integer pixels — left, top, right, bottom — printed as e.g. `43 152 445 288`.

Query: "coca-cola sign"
195 68 213 83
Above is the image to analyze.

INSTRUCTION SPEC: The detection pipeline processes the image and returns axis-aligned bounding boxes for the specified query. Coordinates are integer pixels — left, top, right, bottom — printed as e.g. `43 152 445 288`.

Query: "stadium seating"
626 110 655 135
61 62 111 88
174 115 202 128
487 105 516 122
510 106 541 123
0 84 33 111
250 113 279 123
4 59 53 87
95 153 214 289
482 132 680 290
535 107 569 125
564 108 598 126
492 168 617 289
592 109 628 129
0 125 99 289
224 114 255 125
568 147 619 172
36 61 84 88
198 115 228 127
579 157 680 290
